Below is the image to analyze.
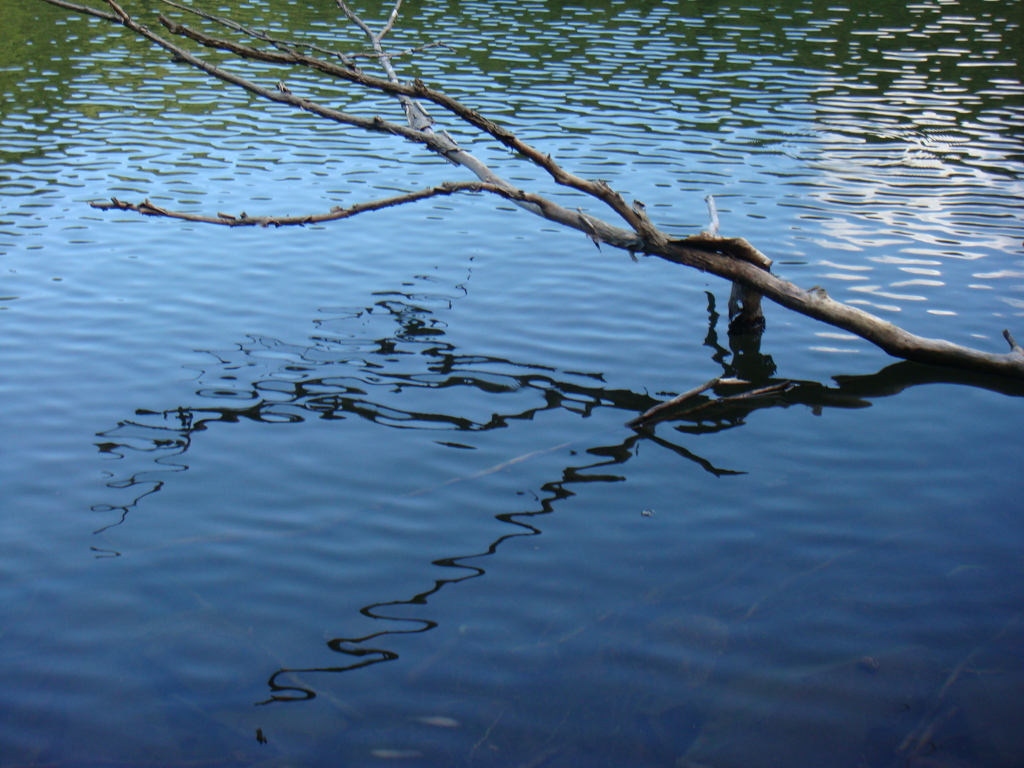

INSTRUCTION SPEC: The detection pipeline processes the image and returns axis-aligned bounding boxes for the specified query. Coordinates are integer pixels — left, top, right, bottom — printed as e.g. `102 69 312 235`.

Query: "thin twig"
1003 329 1023 356
347 41 455 60
627 376 742 427
682 381 794 417
159 0 357 66
106 0 131 23
88 181 545 227
134 12 453 153
898 610 1023 756
337 0 431 132
34 0 119 22
151 7 664 241
469 710 503 767
336 0 375 40
703 194 720 237
628 379 793 429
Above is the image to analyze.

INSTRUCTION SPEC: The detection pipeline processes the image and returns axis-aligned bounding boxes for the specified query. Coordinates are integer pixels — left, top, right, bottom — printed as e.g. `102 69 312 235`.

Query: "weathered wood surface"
39 0 1024 381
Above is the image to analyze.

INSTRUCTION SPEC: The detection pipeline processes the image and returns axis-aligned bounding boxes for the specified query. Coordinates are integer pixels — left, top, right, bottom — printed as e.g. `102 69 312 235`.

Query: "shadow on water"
90 280 1024 714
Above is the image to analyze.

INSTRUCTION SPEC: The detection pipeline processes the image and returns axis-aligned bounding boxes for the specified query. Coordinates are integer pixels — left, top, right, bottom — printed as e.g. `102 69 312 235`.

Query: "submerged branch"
627 378 796 429
153 9 658 236
626 377 731 428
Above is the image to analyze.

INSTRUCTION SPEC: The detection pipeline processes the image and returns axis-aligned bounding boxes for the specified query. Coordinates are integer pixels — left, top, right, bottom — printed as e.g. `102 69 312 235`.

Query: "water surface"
2 1 1023 766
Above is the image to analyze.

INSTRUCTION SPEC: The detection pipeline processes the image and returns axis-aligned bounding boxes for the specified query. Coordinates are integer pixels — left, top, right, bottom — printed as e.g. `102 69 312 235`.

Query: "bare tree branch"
347 41 455 61
336 0 432 133
379 0 404 39
73 3 455 156
39 0 118 22
38 0 1024 381
157 0 358 66
89 181 555 228
626 377 731 428
1004 330 1023 356
154 13 663 237
336 0 379 41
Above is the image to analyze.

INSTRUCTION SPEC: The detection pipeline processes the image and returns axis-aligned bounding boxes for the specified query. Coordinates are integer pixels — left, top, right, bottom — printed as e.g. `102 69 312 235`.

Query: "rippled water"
2 0 1024 766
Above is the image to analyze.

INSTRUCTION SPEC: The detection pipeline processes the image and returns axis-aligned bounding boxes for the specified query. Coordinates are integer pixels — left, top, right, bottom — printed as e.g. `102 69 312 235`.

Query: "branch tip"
1003 329 1023 356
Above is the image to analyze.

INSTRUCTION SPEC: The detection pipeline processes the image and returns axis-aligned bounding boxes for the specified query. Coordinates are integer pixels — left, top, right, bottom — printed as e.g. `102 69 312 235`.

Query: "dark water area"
2 0 1023 766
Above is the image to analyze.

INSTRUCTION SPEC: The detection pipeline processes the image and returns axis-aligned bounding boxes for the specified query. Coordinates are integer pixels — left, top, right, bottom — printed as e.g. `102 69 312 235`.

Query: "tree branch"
336 0 432 133
39 0 1024 382
88 181 557 228
41 0 118 21
153 12 660 238
650 248 1024 379
157 0 358 67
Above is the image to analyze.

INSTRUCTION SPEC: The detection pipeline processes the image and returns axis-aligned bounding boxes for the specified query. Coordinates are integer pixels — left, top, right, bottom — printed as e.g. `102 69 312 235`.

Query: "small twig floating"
627 378 797 428
626 376 746 428
686 380 795 414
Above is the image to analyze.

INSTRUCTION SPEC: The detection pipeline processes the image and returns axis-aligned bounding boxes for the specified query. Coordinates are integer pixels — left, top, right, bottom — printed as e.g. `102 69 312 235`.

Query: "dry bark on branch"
91 181 553 227
38 0 1024 381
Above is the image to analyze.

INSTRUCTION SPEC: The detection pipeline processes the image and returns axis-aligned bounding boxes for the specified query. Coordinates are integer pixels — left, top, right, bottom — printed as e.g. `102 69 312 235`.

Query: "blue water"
2 0 1024 766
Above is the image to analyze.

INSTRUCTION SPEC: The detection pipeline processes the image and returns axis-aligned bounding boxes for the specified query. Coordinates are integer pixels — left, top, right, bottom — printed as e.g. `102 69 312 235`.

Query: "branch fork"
39 0 1024 382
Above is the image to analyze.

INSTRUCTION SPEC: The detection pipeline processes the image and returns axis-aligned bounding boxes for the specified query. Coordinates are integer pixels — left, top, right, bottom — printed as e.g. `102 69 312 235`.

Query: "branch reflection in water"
90 282 1024 705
